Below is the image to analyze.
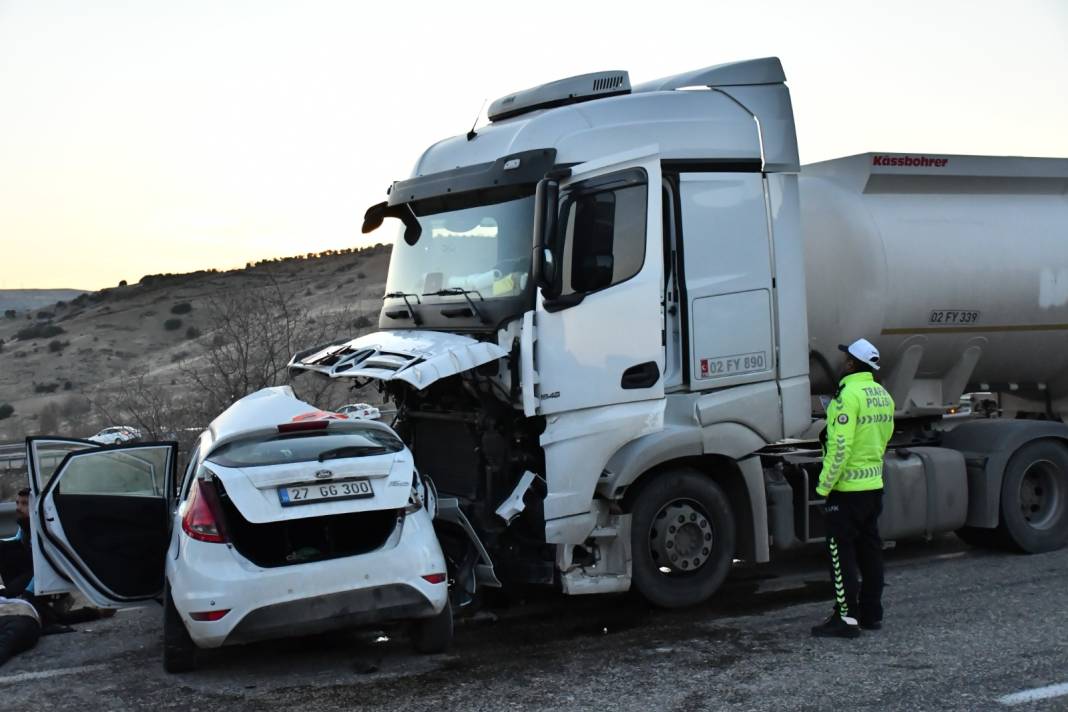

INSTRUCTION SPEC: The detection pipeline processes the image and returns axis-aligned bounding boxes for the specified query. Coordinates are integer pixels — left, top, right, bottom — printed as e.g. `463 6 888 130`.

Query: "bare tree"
180 275 362 415
87 370 206 453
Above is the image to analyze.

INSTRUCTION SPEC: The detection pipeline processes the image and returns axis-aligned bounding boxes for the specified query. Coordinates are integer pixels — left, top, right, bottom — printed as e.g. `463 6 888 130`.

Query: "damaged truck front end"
289 329 552 601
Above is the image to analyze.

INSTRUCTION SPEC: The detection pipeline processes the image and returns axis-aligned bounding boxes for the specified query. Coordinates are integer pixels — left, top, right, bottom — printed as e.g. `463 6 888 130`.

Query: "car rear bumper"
167 508 447 648
223 583 435 645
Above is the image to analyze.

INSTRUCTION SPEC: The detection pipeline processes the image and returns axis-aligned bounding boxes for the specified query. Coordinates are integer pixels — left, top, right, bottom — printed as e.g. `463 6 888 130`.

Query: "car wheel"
411 601 453 654
999 440 1068 553
629 468 735 609
162 583 197 673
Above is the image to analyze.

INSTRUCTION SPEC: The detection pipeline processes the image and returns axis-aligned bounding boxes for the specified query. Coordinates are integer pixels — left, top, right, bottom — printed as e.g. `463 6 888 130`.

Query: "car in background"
336 402 382 420
25 386 450 672
87 425 142 445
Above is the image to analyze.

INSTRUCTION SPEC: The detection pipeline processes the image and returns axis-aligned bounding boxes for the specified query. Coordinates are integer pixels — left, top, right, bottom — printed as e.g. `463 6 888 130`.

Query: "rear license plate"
277 479 374 506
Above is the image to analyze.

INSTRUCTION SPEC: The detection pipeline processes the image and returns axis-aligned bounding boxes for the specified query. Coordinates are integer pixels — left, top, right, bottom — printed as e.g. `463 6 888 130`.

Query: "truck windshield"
385 195 535 300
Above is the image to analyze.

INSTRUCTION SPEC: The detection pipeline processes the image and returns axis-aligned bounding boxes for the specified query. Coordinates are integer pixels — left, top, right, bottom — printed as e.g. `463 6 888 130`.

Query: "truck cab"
291 57 1068 607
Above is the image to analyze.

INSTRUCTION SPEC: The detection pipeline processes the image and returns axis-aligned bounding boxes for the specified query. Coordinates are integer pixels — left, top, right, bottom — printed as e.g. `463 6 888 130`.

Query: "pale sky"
1 0 1066 289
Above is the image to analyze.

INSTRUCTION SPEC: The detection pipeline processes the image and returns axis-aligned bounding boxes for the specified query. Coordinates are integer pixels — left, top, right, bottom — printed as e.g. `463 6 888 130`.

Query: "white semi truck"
291 57 1068 608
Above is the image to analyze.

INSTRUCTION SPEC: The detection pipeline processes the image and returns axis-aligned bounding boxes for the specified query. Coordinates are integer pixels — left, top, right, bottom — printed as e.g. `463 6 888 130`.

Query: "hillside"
0 289 87 313
0 244 392 447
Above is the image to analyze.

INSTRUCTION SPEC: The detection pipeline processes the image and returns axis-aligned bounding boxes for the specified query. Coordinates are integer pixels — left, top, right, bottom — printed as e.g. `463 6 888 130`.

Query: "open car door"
26 438 98 596
32 440 177 607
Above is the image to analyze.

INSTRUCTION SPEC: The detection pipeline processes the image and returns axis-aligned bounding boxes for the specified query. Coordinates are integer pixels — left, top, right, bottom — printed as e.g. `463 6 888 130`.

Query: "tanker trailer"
800 153 1068 420
762 152 1068 556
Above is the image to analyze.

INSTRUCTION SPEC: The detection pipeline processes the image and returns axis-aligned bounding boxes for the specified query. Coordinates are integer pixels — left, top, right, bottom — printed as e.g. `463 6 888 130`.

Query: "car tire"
629 468 736 609
411 600 453 654
998 440 1068 553
162 583 197 673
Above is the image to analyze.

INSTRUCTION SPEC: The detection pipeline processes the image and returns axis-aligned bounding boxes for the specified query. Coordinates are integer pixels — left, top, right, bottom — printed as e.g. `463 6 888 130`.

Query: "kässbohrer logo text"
872 155 949 167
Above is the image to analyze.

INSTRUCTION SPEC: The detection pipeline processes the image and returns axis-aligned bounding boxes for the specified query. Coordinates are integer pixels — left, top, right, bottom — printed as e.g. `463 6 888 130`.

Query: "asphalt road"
3 536 1067 711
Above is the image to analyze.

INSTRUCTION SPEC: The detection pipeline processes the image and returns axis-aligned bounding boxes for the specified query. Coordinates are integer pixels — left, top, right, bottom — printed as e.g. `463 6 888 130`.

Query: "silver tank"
799 153 1068 418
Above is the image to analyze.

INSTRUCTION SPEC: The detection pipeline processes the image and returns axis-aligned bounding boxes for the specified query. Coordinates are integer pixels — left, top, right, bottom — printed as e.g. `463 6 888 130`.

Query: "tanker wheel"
629 469 735 609
999 440 1068 553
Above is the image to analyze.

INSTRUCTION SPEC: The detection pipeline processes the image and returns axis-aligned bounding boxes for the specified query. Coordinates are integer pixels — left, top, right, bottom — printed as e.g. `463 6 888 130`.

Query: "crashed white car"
25 387 450 672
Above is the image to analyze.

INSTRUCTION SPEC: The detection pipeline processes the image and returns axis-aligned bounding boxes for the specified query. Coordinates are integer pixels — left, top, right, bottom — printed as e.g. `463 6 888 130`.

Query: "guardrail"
0 441 25 473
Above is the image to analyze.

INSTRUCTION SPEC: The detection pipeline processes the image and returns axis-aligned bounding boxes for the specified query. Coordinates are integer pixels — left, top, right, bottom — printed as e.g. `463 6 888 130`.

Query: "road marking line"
999 681 1068 706
0 663 107 684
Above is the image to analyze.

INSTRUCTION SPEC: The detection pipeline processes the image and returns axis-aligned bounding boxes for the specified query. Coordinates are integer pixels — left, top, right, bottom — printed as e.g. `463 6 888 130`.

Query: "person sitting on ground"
0 489 34 597
0 488 114 630
0 594 40 666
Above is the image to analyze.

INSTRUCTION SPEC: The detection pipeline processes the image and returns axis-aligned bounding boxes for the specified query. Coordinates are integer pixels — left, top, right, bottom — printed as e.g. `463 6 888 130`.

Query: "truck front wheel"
630 468 735 608
999 440 1068 553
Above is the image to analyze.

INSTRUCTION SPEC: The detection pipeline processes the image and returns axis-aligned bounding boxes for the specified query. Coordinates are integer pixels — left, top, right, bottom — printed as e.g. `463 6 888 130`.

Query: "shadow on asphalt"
180 534 989 682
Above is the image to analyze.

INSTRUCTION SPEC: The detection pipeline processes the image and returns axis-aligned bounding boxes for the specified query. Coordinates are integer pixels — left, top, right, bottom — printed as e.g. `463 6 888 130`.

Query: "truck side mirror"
362 202 423 246
533 176 562 298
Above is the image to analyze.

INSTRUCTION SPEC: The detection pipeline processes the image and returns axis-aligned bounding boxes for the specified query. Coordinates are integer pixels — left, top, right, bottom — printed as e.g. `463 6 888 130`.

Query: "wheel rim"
648 498 714 575
1018 459 1064 530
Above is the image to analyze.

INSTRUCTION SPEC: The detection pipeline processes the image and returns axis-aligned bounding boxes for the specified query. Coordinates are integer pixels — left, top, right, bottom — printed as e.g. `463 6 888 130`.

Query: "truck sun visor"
385 149 557 208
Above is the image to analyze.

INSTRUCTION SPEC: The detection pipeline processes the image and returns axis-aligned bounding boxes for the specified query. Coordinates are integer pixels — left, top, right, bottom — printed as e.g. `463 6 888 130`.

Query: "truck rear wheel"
999 440 1068 553
630 468 735 609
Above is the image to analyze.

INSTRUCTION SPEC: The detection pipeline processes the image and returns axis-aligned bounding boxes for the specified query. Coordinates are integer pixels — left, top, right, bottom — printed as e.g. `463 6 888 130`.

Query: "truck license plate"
278 479 373 506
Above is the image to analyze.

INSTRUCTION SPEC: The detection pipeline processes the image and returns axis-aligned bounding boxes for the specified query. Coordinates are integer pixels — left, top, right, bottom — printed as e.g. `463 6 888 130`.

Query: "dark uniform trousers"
824 489 884 622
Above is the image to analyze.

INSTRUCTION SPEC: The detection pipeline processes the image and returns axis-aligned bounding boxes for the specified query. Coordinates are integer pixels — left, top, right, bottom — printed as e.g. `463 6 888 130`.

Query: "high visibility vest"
817 371 895 495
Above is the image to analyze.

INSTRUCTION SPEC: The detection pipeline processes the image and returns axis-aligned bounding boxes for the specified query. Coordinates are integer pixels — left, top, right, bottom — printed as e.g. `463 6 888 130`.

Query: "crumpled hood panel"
289 330 508 389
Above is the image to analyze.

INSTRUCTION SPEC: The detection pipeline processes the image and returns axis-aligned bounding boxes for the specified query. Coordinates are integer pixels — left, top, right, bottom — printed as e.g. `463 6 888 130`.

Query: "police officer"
811 338 895 638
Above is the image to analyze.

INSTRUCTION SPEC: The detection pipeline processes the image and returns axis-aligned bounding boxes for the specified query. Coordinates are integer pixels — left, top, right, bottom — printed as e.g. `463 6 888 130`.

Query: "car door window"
57 449 167 496
27 439 96 495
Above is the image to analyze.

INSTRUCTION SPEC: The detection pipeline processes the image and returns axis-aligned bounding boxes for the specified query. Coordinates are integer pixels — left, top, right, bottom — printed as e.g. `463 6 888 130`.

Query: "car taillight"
422 573 447 584
189 609 230 621
182 479 229 543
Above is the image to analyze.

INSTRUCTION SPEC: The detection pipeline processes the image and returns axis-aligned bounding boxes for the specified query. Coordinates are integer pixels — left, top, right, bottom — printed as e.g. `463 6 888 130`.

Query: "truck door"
533 147 664 415
31 440 176 607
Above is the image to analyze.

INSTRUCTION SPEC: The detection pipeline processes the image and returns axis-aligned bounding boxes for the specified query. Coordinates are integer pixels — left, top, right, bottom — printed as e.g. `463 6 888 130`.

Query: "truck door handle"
621 361 660 390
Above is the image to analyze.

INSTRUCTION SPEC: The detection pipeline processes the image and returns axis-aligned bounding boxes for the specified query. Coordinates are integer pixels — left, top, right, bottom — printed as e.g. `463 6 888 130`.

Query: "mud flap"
434 497 501 607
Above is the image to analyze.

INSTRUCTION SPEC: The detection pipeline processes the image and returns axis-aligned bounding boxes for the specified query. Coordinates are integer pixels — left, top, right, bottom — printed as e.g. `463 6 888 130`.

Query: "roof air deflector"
633 57 786 93
488 70 631 122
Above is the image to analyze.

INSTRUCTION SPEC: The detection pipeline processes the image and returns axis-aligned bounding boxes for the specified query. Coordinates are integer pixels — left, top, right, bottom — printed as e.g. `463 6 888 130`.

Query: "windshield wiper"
318 445 391 462
383 292 423 325
423 288 489 324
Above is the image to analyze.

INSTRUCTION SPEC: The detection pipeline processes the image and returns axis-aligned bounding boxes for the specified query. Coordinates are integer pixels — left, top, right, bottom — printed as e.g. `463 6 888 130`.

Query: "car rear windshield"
207 429 404 468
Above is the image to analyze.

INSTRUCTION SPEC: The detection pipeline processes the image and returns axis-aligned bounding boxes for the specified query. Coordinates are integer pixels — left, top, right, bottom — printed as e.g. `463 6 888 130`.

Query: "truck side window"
559 175 647 296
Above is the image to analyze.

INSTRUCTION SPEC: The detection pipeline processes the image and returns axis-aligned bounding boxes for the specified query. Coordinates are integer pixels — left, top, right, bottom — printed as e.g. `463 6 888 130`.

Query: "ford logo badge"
314 469 334 480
